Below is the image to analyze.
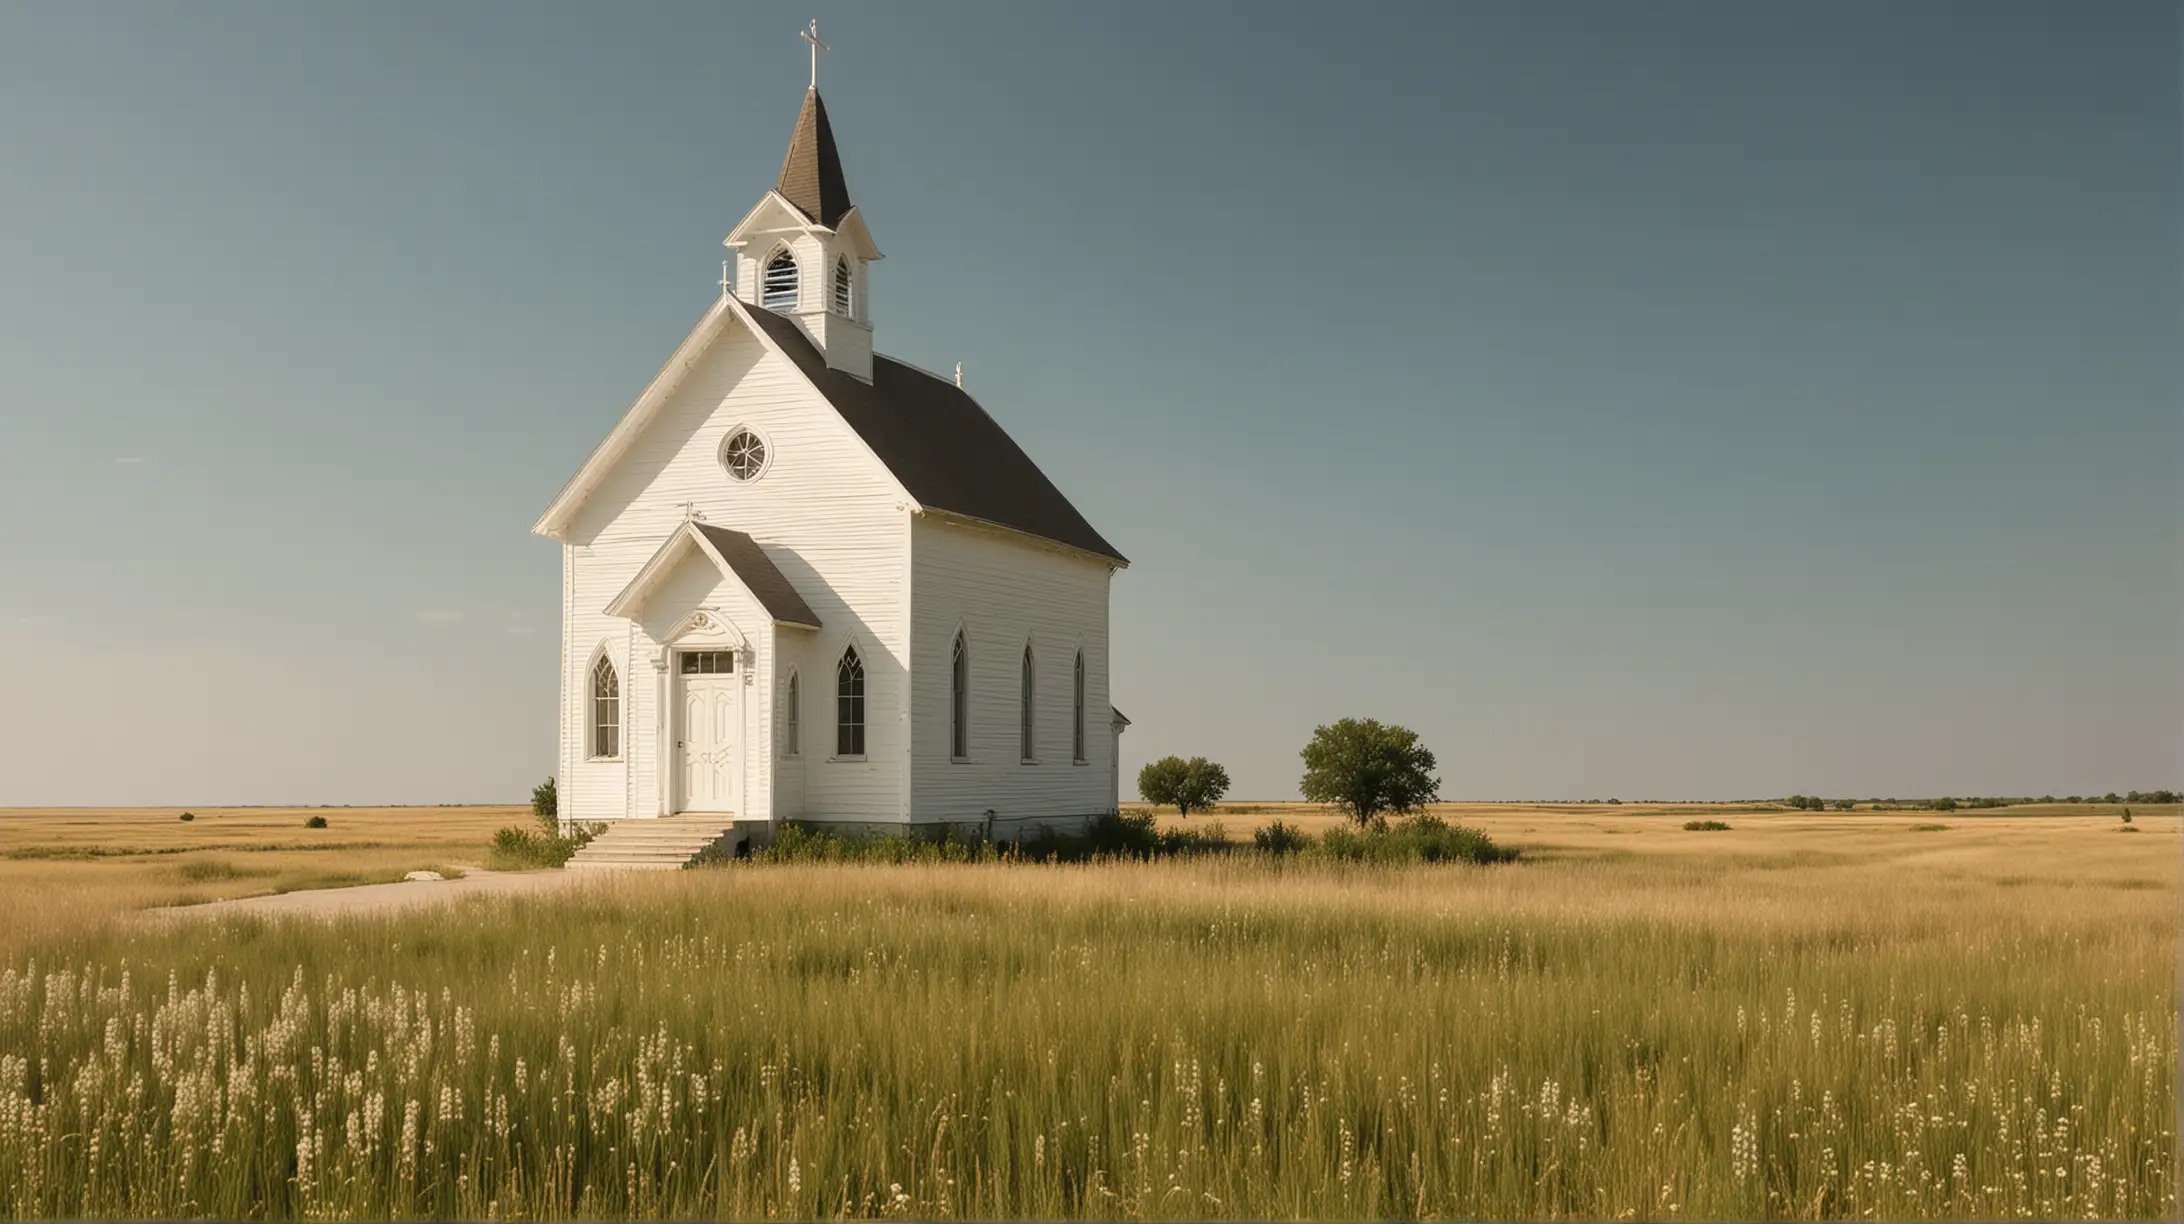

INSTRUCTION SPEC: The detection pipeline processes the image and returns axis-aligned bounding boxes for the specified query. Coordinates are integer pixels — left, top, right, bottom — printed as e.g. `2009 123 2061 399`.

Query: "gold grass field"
0 803 2175 1218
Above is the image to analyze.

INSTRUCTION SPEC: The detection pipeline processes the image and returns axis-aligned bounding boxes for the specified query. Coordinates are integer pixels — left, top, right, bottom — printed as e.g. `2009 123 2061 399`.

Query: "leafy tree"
1924 797 1958 812
2120 807 2134 825
1137 756 1231 817
1299 718 1440 827
1831 799 1856 811
532 776 559 832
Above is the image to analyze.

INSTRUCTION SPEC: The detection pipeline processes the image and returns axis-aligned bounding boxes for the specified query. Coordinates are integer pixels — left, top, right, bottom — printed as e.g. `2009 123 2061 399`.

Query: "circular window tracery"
722 427 769 482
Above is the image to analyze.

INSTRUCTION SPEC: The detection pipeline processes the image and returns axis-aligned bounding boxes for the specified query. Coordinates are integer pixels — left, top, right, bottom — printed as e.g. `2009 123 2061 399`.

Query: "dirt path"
148 867 594 920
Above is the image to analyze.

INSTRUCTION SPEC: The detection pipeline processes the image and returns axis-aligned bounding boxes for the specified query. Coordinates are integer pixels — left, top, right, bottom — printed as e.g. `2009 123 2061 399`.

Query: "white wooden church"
533 68 1127 842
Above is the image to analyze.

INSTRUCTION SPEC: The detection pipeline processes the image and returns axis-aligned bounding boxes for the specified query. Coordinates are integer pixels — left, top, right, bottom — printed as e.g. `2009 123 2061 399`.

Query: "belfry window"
832 256 853 316
763 250 799 310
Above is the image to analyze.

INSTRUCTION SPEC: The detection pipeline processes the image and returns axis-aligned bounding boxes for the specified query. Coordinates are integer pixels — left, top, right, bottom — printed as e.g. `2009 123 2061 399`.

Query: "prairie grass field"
0 803 2175 1218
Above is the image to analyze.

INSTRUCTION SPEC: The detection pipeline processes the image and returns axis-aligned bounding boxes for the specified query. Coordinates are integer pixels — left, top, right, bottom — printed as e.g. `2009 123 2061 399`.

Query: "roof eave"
534 298 736 539
724 191 831 250
917 505 1129 569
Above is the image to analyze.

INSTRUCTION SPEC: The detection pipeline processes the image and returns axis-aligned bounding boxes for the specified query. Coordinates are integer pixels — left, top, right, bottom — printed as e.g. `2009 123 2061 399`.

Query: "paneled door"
677 649 739 813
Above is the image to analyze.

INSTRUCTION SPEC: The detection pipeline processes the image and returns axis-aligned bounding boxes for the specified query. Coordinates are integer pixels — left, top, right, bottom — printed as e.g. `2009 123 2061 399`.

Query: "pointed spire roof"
776 88 853 227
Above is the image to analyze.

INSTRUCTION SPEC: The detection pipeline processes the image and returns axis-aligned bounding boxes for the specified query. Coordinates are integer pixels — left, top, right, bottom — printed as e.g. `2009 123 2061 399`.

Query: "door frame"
659 609 750 817
674 657 742 814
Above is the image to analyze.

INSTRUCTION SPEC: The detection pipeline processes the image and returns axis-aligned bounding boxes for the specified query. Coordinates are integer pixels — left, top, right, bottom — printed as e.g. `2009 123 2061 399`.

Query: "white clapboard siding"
908 515 1115 831
770 630 816 820
560 315 910 823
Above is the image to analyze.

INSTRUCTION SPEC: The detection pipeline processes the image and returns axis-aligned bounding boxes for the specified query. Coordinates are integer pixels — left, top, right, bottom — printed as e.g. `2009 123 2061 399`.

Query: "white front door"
677 649 740 813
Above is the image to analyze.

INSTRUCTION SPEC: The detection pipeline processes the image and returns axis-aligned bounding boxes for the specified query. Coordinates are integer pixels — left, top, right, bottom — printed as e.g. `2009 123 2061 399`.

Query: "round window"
721 427 769 482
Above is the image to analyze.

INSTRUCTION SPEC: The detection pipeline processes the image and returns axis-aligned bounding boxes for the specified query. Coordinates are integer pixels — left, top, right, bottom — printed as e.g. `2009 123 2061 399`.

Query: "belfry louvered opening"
763 250 800 310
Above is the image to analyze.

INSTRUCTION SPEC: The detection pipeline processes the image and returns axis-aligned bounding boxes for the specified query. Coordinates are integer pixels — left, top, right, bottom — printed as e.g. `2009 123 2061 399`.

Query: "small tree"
1137 756 1230 817
1299 717 1440 827
532 776 558 832
2120 807 2133 825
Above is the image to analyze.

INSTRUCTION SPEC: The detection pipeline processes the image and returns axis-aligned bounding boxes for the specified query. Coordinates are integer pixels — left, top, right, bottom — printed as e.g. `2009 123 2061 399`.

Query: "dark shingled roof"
692 523 823 629
739 305 1126 565
776 89 853 228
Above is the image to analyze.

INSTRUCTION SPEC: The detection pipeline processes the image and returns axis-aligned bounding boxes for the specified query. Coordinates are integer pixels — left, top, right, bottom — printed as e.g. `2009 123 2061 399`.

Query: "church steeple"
721 25 882 381
776 89 853 228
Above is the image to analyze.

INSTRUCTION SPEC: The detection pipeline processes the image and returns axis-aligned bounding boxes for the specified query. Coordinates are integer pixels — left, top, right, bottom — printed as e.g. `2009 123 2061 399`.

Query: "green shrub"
177 812 195 822
1684 819 1732 831
2120 807 2133 824
759 823 992 865
1923 797 1958 812
1318 814 1514 864
532 776 558 829
1908 823 1950 832
304 815 329 829
1083 809 1161 857
492 826 583 869
1253 820 1312 855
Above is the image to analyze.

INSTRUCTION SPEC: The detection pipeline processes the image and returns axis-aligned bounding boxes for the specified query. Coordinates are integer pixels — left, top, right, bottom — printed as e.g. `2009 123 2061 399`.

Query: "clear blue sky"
1 2 2176 805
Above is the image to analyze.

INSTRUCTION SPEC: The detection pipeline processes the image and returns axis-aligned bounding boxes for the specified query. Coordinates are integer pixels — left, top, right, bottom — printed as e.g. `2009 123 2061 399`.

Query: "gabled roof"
691 524 821 628
776 89 852 227
603 520 822 630
737 303 1127 565
534 296 1125 567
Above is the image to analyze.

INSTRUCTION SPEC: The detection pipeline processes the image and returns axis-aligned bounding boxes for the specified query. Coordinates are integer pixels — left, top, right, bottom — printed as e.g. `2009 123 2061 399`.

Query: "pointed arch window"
950 631 969 759
1019 643 1036 763
1072 649 1087 764
763 250 800 310
783 670 801 758
835 646 866 757
589 654 621 760
831 256 853 316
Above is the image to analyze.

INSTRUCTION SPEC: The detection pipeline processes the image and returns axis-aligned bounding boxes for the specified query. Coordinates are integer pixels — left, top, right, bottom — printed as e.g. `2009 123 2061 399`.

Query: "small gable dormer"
725 88 882 382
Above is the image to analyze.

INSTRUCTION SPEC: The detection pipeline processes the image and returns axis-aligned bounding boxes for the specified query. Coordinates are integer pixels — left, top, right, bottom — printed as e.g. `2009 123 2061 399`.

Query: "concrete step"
563 819 742 871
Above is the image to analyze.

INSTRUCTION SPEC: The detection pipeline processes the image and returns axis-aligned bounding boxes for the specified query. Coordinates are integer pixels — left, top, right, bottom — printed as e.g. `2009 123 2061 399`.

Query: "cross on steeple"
719 260 731 300
800 19 828 89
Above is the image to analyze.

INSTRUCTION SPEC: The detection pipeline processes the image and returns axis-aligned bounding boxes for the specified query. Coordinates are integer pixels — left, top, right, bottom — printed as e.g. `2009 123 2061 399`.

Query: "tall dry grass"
0 819 2174 1219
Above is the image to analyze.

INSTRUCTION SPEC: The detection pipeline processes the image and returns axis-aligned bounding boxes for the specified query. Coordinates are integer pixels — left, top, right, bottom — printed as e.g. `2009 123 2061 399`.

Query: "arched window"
950 631 969 759
590 654 620 759
831 256 853 316
783 670 800 757
1072 650 1087 763
762 250 799 310
1019 643 1036 762
835 646 865 756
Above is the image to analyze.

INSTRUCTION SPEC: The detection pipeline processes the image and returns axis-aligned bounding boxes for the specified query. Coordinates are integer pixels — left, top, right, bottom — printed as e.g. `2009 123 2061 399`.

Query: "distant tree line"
1780 791 2179 811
